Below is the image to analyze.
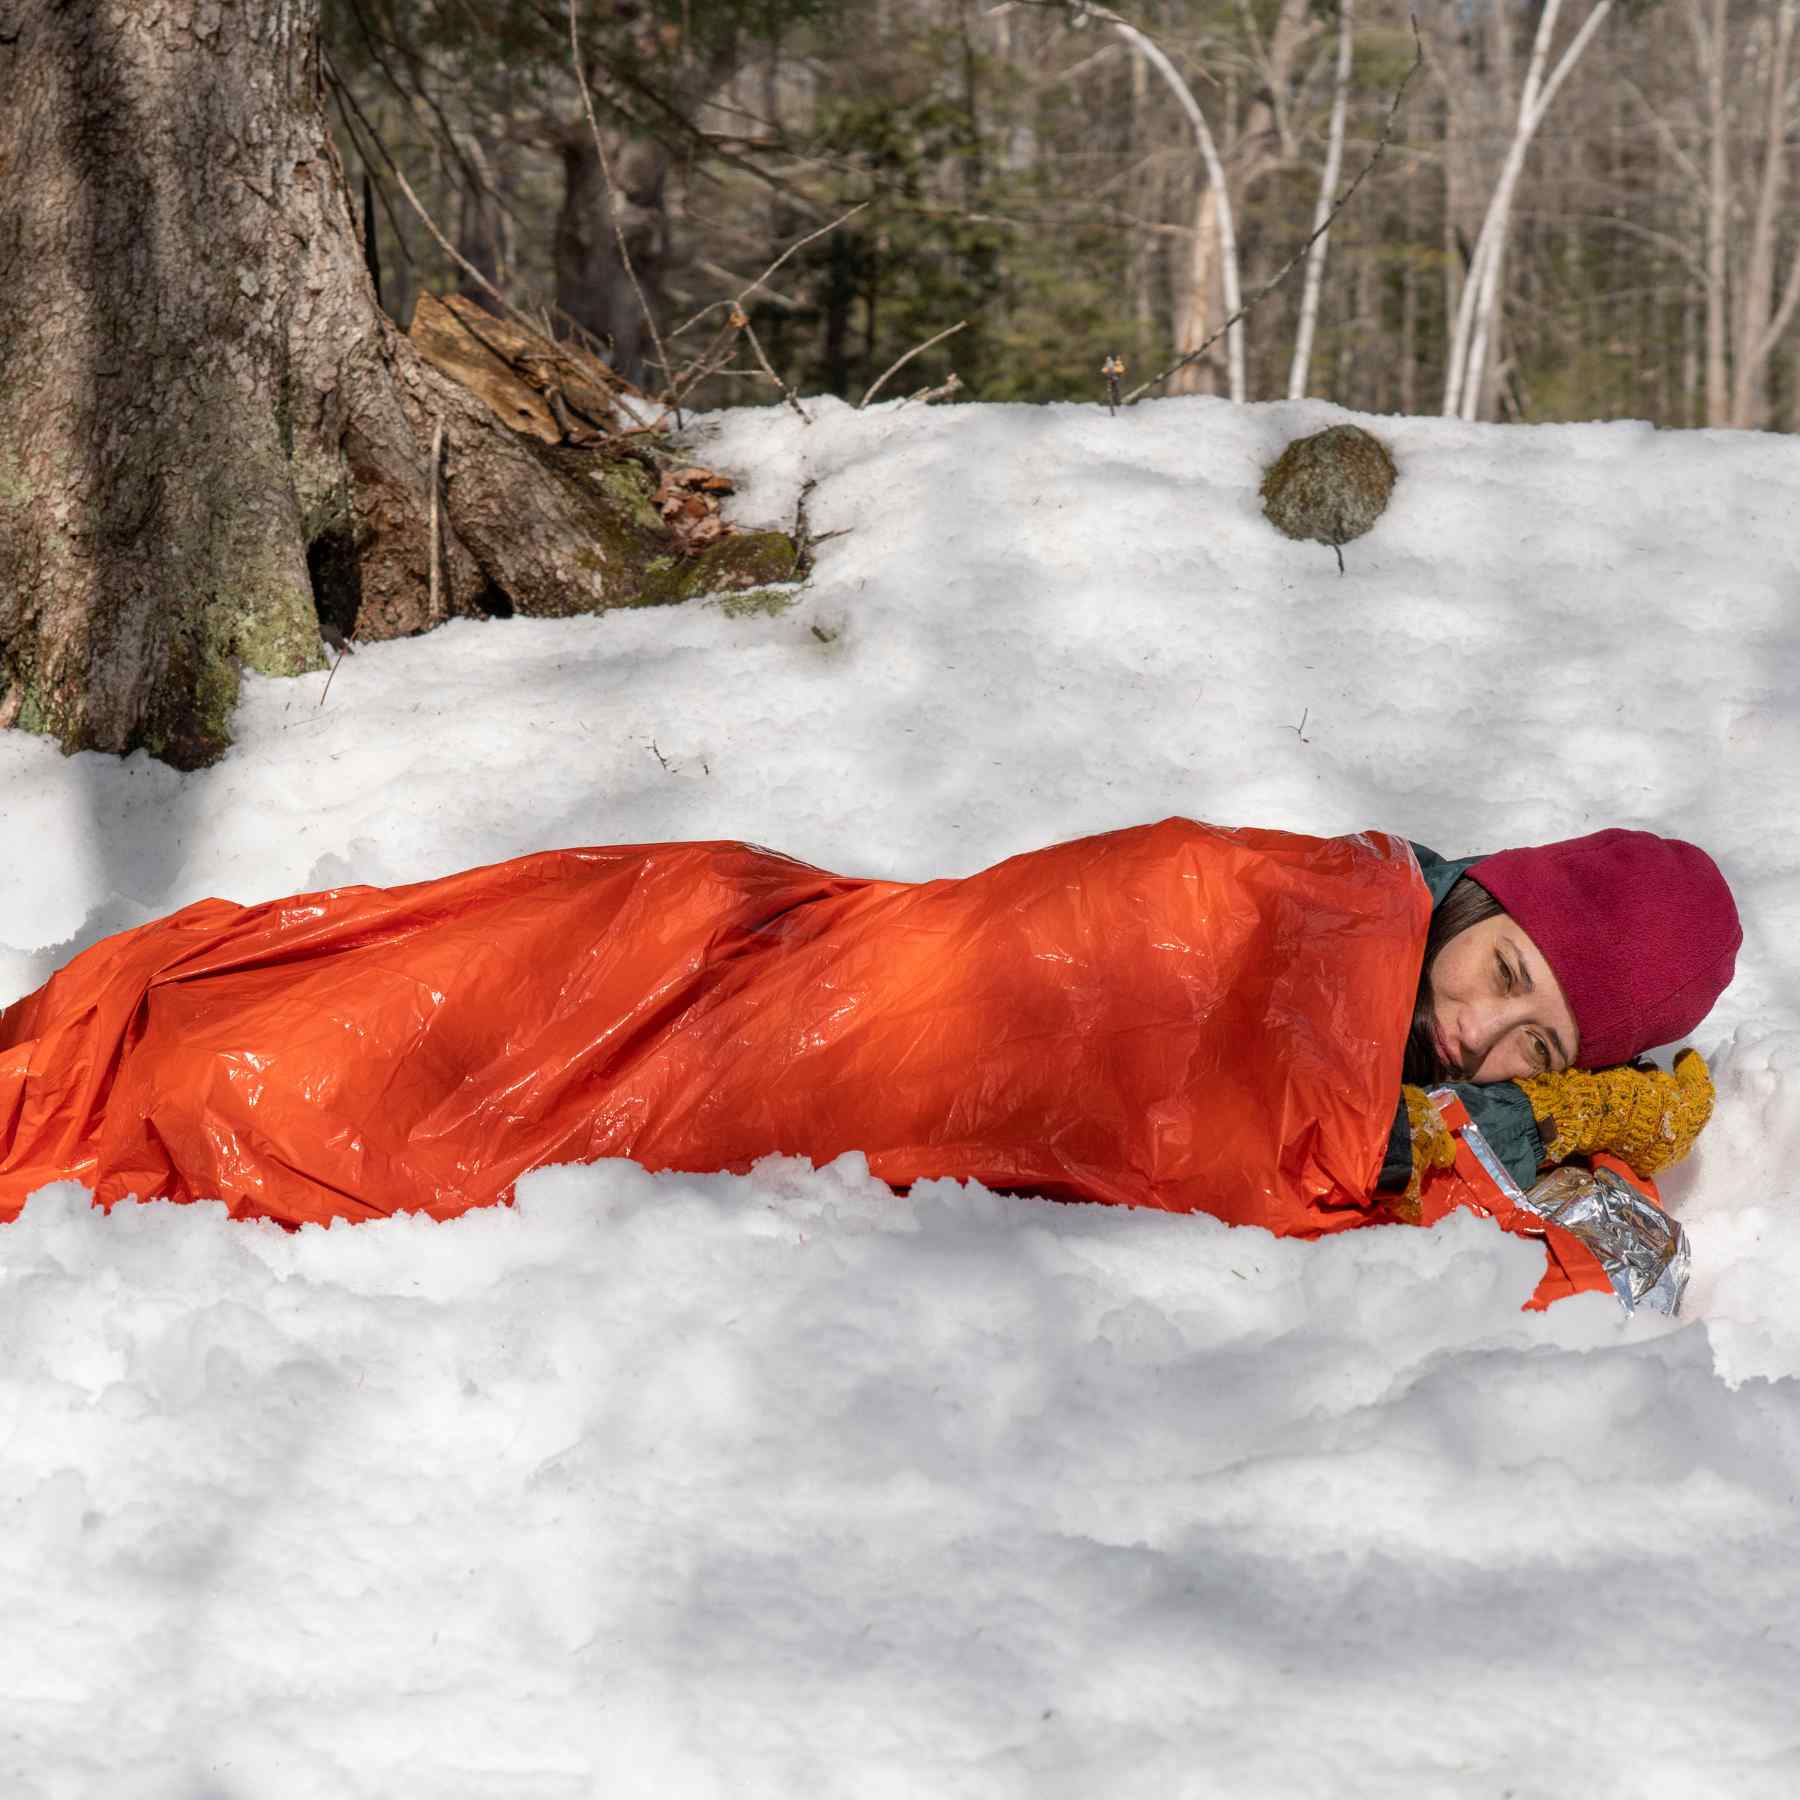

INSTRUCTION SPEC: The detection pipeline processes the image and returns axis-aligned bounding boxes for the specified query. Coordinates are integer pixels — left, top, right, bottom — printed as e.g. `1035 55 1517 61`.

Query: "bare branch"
900 372 963 407
669 203 870 341
859 321 971 409
1618 75 1703 191
740 315 811 424
1125 16 1425 404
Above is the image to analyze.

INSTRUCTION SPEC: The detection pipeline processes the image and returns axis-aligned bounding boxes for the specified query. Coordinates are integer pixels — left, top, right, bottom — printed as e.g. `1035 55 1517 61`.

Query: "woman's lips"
1433 1024 1462 1078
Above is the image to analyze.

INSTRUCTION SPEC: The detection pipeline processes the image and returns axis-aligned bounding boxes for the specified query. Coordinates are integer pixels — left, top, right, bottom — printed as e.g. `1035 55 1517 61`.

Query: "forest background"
323 0 1800 431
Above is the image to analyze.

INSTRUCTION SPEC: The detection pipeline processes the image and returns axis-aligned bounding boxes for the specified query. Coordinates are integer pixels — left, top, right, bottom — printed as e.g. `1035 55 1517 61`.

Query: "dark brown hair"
1401 875 1506 1085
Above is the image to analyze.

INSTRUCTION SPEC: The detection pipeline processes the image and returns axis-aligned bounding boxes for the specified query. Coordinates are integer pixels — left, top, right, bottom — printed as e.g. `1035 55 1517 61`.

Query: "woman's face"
1425 910 1579 1082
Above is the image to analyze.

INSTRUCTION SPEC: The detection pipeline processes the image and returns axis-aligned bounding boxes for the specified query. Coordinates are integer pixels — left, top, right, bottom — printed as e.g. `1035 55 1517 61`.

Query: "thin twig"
691 258 805 313
317 649 344 710
669 308 748 406
1123 16 1425 405
859 321 969 409
899 372 962 407
740 315 811 423
569 0 680 422
669 203 871 340
428 417 446 615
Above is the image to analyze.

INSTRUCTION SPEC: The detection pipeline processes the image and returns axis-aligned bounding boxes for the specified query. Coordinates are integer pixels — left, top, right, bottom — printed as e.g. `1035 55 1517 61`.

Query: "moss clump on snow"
1260 424 1397 548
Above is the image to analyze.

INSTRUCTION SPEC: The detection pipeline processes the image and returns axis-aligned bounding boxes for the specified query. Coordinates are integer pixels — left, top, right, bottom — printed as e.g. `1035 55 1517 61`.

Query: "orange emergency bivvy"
0 818 1615 1302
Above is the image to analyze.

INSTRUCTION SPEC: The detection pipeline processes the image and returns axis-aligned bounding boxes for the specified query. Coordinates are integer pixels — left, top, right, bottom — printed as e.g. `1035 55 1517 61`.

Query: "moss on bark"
636 531 801 607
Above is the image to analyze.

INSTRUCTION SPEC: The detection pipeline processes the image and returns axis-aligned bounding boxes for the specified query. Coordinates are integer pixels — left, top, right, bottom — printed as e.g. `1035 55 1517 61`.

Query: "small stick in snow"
1102 353 1125 415
317 629 355 709
789 476 853 579
791 476 818 551
900 372 962 408
860 321 969 409
741 315 811 424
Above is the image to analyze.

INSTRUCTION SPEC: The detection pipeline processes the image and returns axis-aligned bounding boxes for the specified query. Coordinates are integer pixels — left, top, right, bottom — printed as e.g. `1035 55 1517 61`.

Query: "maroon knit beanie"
1465 830 1740 1068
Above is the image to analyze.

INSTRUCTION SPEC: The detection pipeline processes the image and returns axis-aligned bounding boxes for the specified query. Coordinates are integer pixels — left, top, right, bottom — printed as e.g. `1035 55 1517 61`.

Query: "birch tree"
1287 0 1356 399
1088 5 1248 401
1723 0 1800 426
1440 0 1618 420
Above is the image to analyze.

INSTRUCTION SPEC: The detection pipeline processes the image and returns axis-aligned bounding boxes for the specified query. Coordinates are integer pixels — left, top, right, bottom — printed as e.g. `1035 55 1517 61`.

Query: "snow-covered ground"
3 395 1798 1796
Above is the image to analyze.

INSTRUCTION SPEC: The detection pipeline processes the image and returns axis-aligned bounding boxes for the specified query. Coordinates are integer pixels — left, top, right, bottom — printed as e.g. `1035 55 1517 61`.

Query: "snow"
3 394 1799 1795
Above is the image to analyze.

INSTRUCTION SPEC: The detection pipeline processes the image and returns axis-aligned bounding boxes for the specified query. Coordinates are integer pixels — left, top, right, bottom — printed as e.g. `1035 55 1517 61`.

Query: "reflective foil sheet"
1431 1092 1691 1318
1518 1165 1690 1317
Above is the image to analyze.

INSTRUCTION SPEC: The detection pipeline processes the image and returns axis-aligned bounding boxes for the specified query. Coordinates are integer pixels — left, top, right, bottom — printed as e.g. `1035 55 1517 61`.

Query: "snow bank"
4 395 1799 1793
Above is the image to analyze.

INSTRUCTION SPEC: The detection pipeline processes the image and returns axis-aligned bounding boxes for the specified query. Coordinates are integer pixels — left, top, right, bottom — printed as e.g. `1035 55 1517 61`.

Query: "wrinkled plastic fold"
2 821 1427 1232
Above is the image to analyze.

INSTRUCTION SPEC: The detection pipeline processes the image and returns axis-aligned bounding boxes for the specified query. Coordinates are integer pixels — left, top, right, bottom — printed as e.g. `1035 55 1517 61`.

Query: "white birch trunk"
1171 185 1224 396
1692 0 1731 424
1730 0 1799 427
1459 0 1614 418
1287 0 1354 400
1099 10 1246 401
1442 0 1568 414
1442 0 1615 418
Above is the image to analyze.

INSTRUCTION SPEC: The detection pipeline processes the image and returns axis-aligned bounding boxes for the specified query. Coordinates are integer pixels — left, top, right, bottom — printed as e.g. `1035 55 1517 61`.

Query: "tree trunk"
1728 0 1799 428
1448 0 1616 419
554 121 670 389
1286 0 1355 400
1108 11 1245 401
1170 184 1225 396
1695 0 1731 425
0 0 681 767
455 132 512 303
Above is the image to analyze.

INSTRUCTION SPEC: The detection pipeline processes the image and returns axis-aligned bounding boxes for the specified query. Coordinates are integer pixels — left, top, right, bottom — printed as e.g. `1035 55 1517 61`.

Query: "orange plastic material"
1 820 1432 1232
0 818 1634 1301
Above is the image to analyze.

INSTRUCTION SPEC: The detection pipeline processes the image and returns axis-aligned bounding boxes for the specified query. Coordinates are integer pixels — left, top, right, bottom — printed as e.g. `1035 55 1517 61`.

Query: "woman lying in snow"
0 820 1736 1304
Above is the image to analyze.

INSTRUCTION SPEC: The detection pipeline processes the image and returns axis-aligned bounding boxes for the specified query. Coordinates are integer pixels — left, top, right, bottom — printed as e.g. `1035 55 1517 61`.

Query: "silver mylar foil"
1519 1164 1690 1318
1428 1091 1690 1317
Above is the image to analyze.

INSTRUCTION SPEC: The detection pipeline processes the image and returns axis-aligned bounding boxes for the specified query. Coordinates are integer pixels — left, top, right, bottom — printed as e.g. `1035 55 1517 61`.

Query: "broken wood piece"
408 293 643 445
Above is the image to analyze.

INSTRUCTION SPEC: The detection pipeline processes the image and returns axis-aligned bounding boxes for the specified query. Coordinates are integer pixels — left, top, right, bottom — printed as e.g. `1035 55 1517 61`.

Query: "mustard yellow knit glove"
1401 1083 1458 1212
1514 1048 1715 1179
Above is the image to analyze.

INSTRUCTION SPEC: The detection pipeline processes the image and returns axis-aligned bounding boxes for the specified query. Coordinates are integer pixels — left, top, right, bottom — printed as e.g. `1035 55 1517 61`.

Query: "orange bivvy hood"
0 819 1614 1300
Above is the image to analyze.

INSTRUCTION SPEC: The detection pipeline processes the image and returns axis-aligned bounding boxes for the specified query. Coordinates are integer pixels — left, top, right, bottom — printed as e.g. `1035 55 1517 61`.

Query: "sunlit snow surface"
3 396 1799 1796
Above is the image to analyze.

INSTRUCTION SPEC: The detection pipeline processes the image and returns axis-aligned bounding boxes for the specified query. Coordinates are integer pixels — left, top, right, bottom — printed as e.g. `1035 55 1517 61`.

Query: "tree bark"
1729 0 1799 428
0 0 678 767
1694 0 1731 425
1170 184 1226 397
455 131 512 303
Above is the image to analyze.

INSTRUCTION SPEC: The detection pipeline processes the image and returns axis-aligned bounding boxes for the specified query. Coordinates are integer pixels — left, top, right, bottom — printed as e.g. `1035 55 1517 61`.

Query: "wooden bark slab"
408 293 643 443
